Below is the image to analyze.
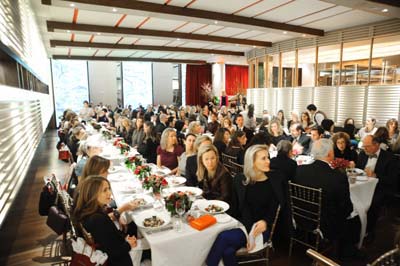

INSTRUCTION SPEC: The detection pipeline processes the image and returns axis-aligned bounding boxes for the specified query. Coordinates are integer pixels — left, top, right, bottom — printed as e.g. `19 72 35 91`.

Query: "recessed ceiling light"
70 3 75 7
176 38 180 41
253 45 256 48
235 44 239 46
88 47 92 50
214 20 218 24
112 8 118 12
283 31 287 34
302 34 306 37
382 8 388 13
211 53 214 56
67 30 71 33
97 32 101 35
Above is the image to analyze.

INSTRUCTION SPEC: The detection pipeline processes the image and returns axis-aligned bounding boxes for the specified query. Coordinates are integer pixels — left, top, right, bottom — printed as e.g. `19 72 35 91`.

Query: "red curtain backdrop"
225 65 248 95
185 64 212 106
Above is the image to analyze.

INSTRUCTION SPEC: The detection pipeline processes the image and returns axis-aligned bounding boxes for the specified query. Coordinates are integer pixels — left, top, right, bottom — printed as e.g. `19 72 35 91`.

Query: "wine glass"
175 200 186 219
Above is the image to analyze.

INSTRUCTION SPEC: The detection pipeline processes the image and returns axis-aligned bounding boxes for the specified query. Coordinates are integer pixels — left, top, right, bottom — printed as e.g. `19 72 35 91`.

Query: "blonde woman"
120 118 134 145
206 145 285 265
196 144 232 203
268 119 287 146
156 128 183 174
185 135 212 186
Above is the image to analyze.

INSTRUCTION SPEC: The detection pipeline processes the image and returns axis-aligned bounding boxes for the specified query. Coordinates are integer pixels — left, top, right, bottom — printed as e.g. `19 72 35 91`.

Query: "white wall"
88 61 118 107
152 62 173 105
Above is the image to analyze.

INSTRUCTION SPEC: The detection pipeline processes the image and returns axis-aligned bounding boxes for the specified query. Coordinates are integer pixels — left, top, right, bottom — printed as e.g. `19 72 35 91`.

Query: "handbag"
58 148 70 161
46 205 70 235
38 176 58 216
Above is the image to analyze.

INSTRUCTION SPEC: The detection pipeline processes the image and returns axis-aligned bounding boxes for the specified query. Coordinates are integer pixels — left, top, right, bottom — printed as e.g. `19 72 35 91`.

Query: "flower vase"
153 192 164 211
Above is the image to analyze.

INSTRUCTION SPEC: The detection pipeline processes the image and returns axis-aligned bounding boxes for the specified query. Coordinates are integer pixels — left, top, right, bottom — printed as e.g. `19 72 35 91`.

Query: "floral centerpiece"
125 156 142 170
114 139 130 154
142 175 168 194
201 82 213 104
330 158 350 173
90 121 102 130
101 129 113 140
165 191 191 215
292 142 304 156
134 165 151 180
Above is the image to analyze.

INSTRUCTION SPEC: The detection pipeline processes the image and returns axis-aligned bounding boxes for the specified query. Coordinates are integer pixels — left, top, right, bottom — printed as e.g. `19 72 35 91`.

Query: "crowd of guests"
56 99 400 266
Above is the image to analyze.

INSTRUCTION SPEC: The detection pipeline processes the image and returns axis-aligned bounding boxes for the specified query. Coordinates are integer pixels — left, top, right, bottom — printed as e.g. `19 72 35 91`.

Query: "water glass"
173 215 182 232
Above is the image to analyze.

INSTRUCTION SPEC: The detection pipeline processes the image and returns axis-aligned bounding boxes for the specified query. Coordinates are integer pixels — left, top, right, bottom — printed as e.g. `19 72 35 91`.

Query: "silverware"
146 225 174 235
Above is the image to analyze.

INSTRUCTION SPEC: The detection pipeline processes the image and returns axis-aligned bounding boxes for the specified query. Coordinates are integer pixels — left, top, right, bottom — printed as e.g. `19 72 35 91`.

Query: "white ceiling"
30 0 395 64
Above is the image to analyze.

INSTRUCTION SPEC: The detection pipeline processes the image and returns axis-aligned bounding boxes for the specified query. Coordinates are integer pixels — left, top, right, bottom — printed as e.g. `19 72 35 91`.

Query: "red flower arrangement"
134 165 151 180
142 175 168 194
165 191 191 215
113 139 130 154
330 158 350 171
125 156 142 170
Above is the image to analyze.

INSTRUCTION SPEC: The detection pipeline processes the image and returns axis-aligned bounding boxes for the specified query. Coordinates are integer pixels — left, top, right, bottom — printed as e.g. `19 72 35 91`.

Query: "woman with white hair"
206 145 285 266
356 117 377 141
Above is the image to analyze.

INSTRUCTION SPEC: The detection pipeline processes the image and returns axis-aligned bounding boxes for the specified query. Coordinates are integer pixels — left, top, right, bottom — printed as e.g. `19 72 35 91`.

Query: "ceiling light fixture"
214 21 218 24
302 34 306 37
283 31 287 34
253 45 256 48
67 30 71 33
177 38 180 41
112 8 118 12
382 8 388 13
97 32 101 35
70 3 75 7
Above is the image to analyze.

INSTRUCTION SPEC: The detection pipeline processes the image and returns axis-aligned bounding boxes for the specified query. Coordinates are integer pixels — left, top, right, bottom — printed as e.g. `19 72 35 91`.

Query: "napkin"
248 223 264 254
189 215 216 230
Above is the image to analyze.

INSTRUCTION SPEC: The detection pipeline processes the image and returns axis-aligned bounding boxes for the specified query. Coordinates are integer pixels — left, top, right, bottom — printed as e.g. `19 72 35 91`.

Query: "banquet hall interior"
0 0 400 265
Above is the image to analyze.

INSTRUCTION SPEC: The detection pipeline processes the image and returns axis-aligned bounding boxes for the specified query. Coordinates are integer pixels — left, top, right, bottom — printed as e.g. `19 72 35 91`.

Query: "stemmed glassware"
174 200 186 232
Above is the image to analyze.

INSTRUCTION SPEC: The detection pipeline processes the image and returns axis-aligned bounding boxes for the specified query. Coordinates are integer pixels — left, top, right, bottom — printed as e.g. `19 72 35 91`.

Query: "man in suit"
235 114 254 144
155 113 168 135
356 135 398 240
293 139 360 259
289 123 311 154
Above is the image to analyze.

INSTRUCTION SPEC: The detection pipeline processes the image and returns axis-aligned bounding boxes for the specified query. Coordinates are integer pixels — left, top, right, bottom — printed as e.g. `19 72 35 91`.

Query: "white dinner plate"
165 176 186 186
135 210 171 230
214 214 232 223
121 194 155 208
107 174 130 182
163 186 203 197
296 155 314 165
197 200 230 214
108 166 125 174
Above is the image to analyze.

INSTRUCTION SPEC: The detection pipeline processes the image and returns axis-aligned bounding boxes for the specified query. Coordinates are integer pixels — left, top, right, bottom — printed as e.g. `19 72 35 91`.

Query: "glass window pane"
341 40 371 86
317 44 340 86
52 60 89 125
372 35 400 85
298 47 316 87
122 62 153 108
257 57 266 87
268 54 279 87
282 51 295 87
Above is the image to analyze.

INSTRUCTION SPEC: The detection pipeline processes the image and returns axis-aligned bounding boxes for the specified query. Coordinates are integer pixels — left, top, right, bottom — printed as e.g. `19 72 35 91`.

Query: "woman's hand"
126 235 137 248
349 161 355 168
120 200 141 213
252 220 267 237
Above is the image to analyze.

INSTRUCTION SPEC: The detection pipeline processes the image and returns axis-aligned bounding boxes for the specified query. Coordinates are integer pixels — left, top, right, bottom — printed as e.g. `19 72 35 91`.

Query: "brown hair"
331 132 350 147
81 155 110 180
73 175 109 222
196 144 219 181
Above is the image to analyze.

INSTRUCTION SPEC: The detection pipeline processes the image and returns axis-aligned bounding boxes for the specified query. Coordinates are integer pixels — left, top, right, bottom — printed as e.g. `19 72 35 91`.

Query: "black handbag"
38 177 58 216
46 205 71 235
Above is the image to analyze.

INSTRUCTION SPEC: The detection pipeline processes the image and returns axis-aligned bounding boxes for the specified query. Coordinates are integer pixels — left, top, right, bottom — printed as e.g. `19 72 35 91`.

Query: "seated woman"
356 117 377 141
137 121 158 164
213 128 230 159
386 118 399 147
177 133 196 177
67 126 86 163
187 121 202 135
268 119 287 147
223 117 236 135
185 135 212 187
75 137 104 178
131 116 145 148
374 126 391 151
157 128 184 174
120 118 134 146
300 112 312 133
97 108 109 123
206 145 285 266
332 132 358 165
270 140 297 181
81 155 111 181
196 144 232 203
224 131 246 164
73 176 144 266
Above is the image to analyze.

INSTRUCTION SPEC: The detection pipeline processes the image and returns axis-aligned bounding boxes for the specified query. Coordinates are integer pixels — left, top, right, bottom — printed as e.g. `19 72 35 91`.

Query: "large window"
341 40 371 86
268 54 279 87
372 35 400 85
282 51 296 87
122 62 153 108
52 60 89 125
257 56 266 87
298 47 316 87
317 44 341 86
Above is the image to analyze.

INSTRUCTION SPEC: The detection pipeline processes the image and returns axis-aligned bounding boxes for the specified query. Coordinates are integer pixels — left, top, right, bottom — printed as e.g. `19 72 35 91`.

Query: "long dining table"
100 138 241 266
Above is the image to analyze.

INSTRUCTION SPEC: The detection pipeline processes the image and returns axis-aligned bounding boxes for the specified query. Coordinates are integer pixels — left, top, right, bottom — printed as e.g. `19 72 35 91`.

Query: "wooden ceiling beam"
52 55 207 64
47 21 271 47
367 0 400 8
43 0 324 36
50 40 245 56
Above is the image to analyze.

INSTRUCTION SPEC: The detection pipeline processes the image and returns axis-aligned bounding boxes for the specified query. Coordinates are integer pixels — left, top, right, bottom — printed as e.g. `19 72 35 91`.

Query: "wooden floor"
0 129 398 266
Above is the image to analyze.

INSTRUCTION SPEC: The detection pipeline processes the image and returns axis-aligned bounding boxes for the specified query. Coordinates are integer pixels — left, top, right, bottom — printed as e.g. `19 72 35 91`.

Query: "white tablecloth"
349 177 378 248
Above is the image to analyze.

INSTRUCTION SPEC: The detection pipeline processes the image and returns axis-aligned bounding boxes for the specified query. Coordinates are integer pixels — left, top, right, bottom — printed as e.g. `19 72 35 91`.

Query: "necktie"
368 154 377 159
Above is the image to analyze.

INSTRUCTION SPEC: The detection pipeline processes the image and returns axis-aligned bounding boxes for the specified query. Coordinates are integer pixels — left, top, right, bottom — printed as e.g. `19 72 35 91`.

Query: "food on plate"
143 216 165 227
135 198 147 206
205 204 223 213
185 190 196 196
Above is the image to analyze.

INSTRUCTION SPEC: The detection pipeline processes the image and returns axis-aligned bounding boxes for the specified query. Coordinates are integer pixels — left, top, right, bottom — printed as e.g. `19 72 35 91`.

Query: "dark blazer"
185 154 198 187
292 160 353 240
137 137 158 164
356 149 398 196
198 163 232 204
271 134 287 146
154 122 166 136
237 126 254 145
213 140 227 160
270 154 297 181
82 211 132 266
231 170 286 232
289 133 311 154
224 146 245 165
334 147 358 162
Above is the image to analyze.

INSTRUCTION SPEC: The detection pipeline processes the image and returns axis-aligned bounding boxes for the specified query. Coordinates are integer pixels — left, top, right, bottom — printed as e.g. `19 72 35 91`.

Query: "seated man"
293 139 360 259
356 135 399 240
289 123 311 154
